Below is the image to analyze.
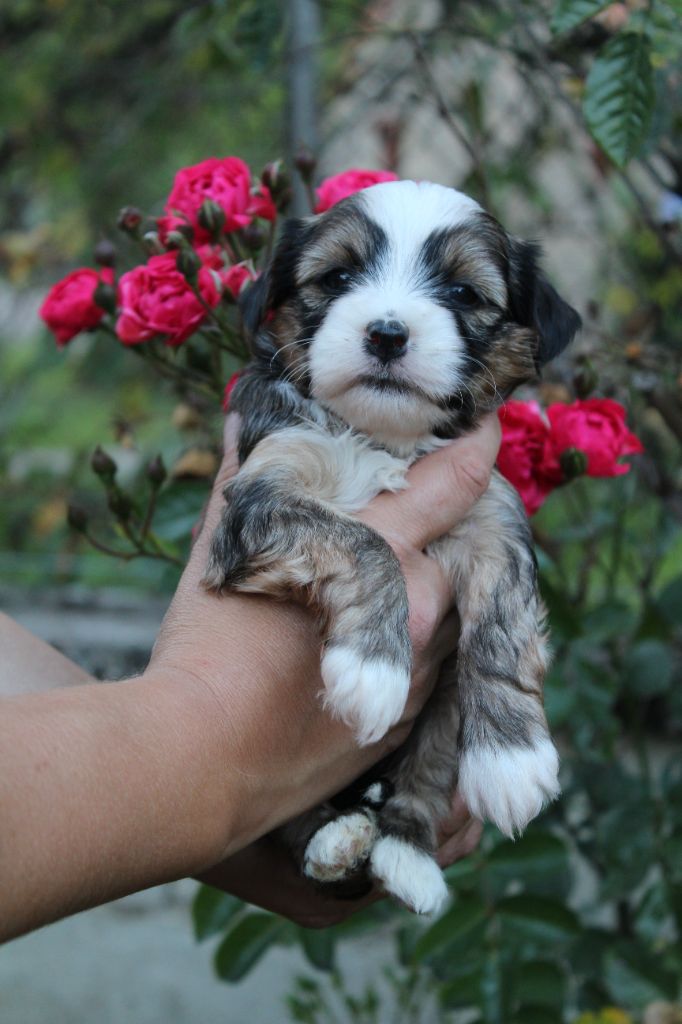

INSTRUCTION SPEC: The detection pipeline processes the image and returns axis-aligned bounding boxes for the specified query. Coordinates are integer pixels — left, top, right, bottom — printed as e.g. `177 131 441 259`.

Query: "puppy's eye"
448 284 480 308
318 267 353 294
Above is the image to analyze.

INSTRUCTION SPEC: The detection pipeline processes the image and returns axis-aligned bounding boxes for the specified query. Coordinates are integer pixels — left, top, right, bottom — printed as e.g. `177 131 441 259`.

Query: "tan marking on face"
296 205 380 283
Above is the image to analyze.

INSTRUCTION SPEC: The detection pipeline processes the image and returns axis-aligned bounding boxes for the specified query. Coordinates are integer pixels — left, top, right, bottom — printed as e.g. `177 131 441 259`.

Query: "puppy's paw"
458 737 560 838
304 812 378 883
321 647 410 746
370 836 448 915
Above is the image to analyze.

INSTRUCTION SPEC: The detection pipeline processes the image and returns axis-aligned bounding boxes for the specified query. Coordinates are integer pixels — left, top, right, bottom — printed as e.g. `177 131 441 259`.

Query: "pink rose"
40 267 114 347
161 157 254 242
497 401 561 516
547 399 643 477
223 263 257 299
115 252 219 347
315 169 399 213
247 185 277 222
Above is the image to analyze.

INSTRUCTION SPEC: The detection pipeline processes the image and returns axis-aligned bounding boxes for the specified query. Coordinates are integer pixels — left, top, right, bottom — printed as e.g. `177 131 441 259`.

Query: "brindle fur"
203 184 579 913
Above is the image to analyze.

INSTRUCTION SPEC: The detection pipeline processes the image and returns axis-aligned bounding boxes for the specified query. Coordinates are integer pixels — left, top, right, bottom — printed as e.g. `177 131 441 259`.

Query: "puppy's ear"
508 239 581 366
239 271 270 338
238 218 311 338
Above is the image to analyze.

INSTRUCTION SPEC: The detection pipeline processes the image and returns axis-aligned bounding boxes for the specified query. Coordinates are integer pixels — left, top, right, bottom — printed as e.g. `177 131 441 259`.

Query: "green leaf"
510 1008 559 1024
657 575 682 628
152 479 210 543
440 968 483 1010
297 926 335 972
551 0 614 34
214 912 285 982
621 639 675 697
496 895 580 942
192 884 242 942
603 944 678 1008
512 960 566 1007
583 32 655 167
413 896 487 961
486 830 570 898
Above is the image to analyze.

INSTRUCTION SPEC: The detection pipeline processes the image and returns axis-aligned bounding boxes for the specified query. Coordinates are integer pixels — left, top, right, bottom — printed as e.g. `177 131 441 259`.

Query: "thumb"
361 414 501 551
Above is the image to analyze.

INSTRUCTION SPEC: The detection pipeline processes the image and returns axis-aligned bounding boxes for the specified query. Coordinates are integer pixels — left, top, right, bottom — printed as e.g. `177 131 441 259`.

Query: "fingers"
436 790 483 868
361 413 501 551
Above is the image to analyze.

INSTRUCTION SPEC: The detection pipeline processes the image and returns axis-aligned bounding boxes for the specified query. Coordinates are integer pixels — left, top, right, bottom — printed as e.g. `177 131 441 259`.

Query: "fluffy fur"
203 180 581 913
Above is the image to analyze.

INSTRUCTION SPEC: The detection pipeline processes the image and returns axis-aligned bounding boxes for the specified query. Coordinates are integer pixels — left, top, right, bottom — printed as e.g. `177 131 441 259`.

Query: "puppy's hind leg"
370 662 459 915
434 472 560 838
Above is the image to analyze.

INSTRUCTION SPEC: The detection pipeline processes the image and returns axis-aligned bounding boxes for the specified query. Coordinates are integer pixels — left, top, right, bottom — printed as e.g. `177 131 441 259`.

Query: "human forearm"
0 669 239 941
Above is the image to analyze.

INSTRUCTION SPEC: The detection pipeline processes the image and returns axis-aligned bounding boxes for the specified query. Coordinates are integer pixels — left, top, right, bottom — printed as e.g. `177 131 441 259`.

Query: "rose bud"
175 246 202 283
261 160 291 202
197 200 226 239
142 231 165 256
93 281 117 315
240 221 267 251
117 206 143 235
67 503 88 533
294 145 317 183
559 447 589 480
91 445 117 482
94 239 116 268
107 488 133 521
146 454 167 487
573 357 598 399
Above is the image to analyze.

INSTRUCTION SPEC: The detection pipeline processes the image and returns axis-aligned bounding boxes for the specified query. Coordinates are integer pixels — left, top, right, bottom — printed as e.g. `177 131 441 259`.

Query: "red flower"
547 399 643 477
223 262 257 299
40 267 114 347
161 157 254 243
315 169 399 213
247 185 277 222
498 401 560 516
115 253 219 347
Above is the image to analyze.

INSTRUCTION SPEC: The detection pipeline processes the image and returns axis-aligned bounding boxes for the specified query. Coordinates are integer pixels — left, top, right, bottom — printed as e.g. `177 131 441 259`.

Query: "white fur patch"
321 646 410 746
371 836 448 915
458 738 560 838
240 426 408 512
304 812 378 883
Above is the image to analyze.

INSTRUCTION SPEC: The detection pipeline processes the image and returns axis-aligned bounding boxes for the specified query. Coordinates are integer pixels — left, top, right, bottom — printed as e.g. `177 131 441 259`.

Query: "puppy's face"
249 181 580 442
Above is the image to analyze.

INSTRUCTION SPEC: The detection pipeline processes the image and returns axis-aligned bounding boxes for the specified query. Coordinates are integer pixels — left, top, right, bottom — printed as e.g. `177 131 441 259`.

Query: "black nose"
364 319 409 363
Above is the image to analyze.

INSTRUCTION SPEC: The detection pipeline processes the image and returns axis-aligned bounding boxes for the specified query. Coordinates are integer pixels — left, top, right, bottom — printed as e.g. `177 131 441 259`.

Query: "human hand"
146 412 500 863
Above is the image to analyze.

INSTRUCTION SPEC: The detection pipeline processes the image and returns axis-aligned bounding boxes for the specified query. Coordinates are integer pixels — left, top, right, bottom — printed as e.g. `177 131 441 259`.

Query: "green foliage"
583 33 654 169
551 0 614 35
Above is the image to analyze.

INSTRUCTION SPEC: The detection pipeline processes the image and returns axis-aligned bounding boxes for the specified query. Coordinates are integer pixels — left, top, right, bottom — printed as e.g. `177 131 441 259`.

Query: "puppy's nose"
365 319 409 363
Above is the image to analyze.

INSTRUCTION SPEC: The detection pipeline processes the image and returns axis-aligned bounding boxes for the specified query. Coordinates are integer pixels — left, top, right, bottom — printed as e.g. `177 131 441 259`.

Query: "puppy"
203 180 580 914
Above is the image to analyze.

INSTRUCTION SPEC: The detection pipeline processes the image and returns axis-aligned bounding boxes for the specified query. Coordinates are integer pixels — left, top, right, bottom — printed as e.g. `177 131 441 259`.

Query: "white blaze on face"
308 180 483 440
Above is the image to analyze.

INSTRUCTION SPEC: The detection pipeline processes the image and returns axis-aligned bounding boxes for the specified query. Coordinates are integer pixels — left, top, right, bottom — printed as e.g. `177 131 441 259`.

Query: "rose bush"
39 267 114 347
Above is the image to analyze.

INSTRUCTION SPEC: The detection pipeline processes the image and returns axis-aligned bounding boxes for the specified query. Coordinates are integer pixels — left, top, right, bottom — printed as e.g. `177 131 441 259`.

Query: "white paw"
304 813 378 883
458 738 560 838
371 836 448 915
321 647 410 746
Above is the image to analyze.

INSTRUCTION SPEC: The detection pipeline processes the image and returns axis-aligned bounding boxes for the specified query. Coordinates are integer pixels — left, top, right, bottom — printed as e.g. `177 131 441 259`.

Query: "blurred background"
1 1 681 1022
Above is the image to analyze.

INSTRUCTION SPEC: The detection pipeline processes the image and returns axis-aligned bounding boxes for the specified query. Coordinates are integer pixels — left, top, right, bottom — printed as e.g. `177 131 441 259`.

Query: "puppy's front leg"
433 471 560 837
202 430 412 746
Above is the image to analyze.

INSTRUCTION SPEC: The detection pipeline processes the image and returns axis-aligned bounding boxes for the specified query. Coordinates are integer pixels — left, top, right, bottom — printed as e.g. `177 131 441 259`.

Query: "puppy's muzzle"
364 319 409 364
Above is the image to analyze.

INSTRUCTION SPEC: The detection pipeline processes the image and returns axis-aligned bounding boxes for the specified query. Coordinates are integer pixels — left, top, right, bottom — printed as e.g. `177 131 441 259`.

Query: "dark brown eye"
318 267 353 294
449 283 480 308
